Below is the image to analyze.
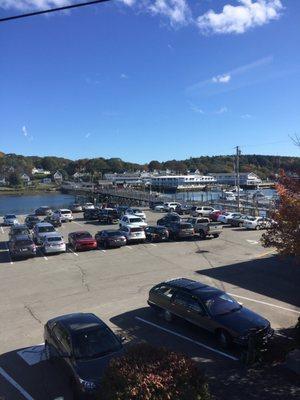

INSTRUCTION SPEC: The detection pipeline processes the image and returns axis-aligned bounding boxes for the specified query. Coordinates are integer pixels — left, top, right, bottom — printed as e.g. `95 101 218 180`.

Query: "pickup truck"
186 217 222 239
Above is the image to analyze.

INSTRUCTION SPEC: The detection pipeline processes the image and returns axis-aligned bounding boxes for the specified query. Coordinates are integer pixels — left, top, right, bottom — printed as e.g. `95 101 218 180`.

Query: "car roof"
125 214 142 219
44 232 62 239
48 313 104 332
14 234 32 241
164 278 223 299
35 222 53 227
11 224 28 229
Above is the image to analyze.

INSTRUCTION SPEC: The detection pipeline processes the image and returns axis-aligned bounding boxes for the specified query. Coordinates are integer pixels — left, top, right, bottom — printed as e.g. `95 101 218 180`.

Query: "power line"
0 0 111 23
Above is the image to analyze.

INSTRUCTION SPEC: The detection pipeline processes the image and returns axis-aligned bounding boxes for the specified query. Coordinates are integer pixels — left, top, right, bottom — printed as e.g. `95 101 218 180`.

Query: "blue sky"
0 0 299 163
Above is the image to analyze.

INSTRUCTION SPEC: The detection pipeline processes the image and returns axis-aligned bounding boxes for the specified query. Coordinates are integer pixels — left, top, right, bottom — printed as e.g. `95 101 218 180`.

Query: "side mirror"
238 302 243 306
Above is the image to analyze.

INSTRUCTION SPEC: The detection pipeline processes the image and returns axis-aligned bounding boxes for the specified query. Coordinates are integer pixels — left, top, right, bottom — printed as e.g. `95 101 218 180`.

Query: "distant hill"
0 152 299 180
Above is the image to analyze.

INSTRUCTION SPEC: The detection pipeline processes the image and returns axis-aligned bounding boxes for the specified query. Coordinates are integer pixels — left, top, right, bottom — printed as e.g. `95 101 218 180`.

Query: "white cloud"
189 103 204 114
120 73 129 79
212 74 231 83
149 0 191 26
85 132 91 138
197 0 283 34
215 106 228 114
0 1 71 11
241 113 252 118
22 125 28 137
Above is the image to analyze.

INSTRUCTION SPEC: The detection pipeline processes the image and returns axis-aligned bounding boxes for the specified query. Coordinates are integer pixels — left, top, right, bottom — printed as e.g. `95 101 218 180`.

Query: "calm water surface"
0 193 75 216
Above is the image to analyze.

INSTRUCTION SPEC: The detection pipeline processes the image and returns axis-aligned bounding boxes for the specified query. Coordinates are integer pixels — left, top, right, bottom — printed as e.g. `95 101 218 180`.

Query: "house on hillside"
32 167 51 176
20 173 31 185
53 171 63 184
0 177 6 186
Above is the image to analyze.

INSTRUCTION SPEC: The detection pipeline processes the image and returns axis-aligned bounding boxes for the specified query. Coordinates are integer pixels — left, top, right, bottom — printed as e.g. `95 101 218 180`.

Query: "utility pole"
235 146 241 211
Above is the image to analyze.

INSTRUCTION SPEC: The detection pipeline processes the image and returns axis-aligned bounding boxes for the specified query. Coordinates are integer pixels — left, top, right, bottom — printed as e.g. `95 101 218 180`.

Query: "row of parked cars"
43 277 274 398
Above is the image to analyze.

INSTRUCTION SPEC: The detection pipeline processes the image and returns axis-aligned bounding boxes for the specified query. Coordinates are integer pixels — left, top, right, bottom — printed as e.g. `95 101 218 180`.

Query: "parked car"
25 215 41 229
119 215 147 229
9 224 31 241
95 230 127 249
149 201 164 210
35 206 52 216
243 217 272 230
148 278 274 348
41 233 66 254
209 210 224 222
175 204 192 215
228 214 252 227
3 214 18 226
8 234 36 259
83 202 95 211
119 226 146 243
125 208 146 221
167 222 195 240
153 203 166 212
33 222 56 244
43 214 62 228
98 208 119 224
145 226 169 242
83 208 100 221
116 205 130 217
44 313 124 398
70 203 83 213
217 212 242 224
68 231 97 251
163 202 181 212
53 209 73 222
190 206 216 217
157 213 181 227
187 217 222 239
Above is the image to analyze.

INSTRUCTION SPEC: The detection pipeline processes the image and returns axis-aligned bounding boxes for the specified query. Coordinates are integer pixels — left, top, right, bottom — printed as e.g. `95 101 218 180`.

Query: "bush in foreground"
99 344 210 400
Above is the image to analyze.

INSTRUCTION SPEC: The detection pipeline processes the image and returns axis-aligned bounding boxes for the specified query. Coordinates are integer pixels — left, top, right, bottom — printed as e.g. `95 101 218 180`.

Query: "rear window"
76 232 92 239
6 215 16 219
61 209 71 213
16 239 33 246
107 231 122 237
48 237 62 242
129 218 142 223
180 224 193 229
38 226 55 233
130 227 143 232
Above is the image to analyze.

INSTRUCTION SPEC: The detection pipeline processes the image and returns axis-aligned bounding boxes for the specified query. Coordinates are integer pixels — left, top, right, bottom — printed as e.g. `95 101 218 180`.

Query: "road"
0 210 299 399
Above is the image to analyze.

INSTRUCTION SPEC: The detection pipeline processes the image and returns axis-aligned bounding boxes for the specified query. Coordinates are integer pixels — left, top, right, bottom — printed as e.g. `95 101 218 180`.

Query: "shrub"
99 344 211 400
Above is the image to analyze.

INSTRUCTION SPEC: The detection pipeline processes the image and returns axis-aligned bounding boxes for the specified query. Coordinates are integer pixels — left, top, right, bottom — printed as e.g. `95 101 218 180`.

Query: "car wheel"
198 230 206 240
239 222 243 227
216 329 232 349
255 225 260 230
213 234 219 238
163 310 173 323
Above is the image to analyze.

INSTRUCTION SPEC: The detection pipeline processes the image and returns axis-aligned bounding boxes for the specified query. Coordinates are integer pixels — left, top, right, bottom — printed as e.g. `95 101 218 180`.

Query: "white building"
32 168 51 175
151 174 216 190
210 172 262 187
53 171 63 183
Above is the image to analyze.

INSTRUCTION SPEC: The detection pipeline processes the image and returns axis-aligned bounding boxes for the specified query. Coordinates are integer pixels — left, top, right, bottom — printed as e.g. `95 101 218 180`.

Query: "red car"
209 210 224 222
68 231 97 251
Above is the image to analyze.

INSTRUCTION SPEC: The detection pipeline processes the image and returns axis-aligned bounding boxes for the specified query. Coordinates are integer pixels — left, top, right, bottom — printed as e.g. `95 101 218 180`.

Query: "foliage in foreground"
99 344 211 400
261 171 300 257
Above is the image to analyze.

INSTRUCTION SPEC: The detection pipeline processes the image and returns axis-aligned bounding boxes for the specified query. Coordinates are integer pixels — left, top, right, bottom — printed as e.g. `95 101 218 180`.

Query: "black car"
25 215 41 229
44 313 123 398
175 204 192 215
98 209 119 224
8 234 36 260
35 206 52 216
9 224 31 241
145 226 169 242
95 230 126 249
149 201 164 210
43 215 62 227
157 213 181 227
167 222 195 240
148 278 274 348
83 208 99 221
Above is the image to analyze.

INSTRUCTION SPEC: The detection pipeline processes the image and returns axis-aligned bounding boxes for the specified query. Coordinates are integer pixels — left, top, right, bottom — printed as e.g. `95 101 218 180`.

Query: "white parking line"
0 226 4 234
101 250 106 253
68 248 78 256
149 243 157 247
135 317 238 361
37 249 48 261
0 366 34 400
72 221 85 227
126 246 133 250
228 293 300 314
246 240 259 245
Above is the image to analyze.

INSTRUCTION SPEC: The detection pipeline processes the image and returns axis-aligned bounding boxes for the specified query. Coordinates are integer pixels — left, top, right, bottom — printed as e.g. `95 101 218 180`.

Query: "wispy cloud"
84 75 101 85
212 74 231 84
186 55 273 95
215 106 228 114
148 0 191 26
22 125 33 141
189 102 204 114
197 0 283 35
85 132 91 139
241 113 252 119
120 73 129 79
0 1 71 11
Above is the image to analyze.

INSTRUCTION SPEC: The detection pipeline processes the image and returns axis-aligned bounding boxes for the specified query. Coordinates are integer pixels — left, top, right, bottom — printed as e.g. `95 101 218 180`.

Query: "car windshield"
38 226 55 233
107 231 122 237
16 239 33 246
48 237 62 242
129 218 142 223
180 224 192 229
246 217 256 221
205 293 241 316
73 326 121 359
6 215 16 219
76 232 92 239
13 228 28 235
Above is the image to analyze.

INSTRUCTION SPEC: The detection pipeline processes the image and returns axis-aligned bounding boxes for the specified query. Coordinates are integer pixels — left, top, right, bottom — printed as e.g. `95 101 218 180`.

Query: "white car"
243 217 272 230
191 206 216 217
53 209 73 222
3 214 18 226
163 202 181 212
33 222 57 244
217 212 241 224
154 204 166 212
119 225 146 243
83 203 95 210
41 233 66 254
125 208 146 221
119 215 147 229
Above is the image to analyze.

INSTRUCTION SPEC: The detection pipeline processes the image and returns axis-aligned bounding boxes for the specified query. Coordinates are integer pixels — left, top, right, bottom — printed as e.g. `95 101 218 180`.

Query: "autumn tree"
261 171 300 257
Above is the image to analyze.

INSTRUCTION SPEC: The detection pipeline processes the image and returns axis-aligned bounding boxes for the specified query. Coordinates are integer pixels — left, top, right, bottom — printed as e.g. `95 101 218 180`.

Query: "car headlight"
78 378 97 391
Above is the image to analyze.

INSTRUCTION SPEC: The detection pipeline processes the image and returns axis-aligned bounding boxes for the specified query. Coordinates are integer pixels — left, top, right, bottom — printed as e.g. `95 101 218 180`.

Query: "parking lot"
0 210 299 399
